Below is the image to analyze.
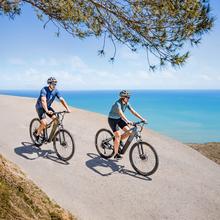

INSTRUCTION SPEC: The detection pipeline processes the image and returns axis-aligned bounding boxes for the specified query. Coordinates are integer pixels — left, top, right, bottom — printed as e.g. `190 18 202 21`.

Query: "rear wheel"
29 118 44 147
53 129 75 161
129 141 159 176
95 129 114 159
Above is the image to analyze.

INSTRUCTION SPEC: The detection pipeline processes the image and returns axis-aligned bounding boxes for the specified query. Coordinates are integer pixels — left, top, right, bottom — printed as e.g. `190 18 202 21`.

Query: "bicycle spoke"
29 118 44 147
130 142 158 176
53 129 75 161
95 129 114 159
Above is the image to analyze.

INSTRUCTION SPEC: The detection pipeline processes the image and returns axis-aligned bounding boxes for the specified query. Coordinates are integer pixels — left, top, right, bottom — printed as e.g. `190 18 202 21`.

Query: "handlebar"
132 121 147 126
52 111 69 122
131 121 147 133
54 110 68 114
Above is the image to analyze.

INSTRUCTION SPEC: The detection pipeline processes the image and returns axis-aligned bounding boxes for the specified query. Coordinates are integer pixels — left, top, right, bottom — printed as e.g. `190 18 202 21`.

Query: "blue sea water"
0 90 220 143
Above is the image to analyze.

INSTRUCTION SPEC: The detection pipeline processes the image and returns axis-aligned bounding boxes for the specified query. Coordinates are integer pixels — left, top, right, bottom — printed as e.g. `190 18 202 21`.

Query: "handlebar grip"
133 121 147 126
54 111 68 115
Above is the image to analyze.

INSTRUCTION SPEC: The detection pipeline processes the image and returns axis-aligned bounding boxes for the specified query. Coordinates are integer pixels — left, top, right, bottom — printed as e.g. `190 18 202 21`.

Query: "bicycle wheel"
29 118 44 147
95 128 114 159
53 129 75 161
129 141 159 176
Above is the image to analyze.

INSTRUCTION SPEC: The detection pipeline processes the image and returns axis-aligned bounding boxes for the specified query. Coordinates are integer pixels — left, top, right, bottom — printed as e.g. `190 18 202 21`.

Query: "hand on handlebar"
47 110 54 115
66 108 71 113
127 121 134 126
141 119 147 124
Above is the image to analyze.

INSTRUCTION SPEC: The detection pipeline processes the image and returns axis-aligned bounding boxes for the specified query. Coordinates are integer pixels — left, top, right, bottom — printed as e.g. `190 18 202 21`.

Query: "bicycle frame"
43 112 65 143
103 122 144 154
120 125 143 154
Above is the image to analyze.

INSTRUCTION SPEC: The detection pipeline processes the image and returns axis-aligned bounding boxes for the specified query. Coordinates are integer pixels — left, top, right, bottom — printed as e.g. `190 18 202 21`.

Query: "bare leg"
36 119 47 136
49 116 58 140
113 131 121 156
121 125 132 141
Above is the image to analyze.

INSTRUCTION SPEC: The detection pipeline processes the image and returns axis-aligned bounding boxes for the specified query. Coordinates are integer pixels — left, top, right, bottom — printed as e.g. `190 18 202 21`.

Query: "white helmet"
119 90 130 98
47 77 57 84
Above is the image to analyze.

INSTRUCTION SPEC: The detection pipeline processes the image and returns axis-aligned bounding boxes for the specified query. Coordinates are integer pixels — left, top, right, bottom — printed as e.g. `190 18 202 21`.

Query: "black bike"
29 111 75 161
95 121 159 176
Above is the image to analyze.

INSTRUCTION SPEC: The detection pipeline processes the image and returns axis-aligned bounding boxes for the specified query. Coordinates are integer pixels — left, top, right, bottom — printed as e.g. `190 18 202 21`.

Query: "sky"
0 0 220 90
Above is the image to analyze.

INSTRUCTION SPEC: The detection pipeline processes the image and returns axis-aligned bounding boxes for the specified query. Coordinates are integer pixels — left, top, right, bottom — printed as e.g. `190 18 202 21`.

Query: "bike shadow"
14 141 69 165
86 153 151 181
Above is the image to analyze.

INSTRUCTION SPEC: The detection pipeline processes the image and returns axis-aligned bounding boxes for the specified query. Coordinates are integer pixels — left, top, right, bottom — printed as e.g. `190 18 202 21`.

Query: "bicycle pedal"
118 146 124 154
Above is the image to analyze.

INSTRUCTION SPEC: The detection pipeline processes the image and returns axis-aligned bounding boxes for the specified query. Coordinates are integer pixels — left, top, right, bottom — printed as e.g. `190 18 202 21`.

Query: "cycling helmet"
119 90 130 98
47 77 57 84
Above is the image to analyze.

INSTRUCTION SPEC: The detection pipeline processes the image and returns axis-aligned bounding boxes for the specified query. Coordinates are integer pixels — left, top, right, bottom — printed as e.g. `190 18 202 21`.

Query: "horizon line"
1 89 220 92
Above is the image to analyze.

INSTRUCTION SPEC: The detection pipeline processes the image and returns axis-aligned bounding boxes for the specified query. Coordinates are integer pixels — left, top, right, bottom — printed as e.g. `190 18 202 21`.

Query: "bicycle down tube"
48 119 59 142
120 127 138 154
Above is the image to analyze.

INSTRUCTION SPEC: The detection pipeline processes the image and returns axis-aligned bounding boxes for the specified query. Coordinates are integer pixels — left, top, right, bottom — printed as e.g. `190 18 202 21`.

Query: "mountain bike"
29 111 75 161
95 121 159 176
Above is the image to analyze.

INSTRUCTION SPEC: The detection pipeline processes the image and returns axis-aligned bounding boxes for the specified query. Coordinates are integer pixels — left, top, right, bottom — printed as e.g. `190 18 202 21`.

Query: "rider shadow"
14 142 69 165
86 153 151 181
86 153 124 176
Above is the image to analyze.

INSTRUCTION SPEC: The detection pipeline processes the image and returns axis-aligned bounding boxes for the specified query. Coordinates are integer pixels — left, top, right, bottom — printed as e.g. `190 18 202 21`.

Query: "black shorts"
36 107 55 120
108 118 128 132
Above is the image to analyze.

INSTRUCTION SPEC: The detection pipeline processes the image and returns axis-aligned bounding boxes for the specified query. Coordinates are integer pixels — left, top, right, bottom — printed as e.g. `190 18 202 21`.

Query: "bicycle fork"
137 140 148 160
59 130 67 147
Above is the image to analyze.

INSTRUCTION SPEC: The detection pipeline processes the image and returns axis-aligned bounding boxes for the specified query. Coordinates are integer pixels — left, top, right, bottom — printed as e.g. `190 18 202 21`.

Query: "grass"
0 154 76 220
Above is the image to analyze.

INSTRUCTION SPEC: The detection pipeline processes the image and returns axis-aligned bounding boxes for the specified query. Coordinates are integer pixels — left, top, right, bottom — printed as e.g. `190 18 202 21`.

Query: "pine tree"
0 0 214 69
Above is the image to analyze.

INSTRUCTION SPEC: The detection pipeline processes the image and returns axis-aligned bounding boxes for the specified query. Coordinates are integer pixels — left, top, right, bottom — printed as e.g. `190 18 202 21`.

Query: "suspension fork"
134 132 144 156
137 141 144 156
59 126 66 145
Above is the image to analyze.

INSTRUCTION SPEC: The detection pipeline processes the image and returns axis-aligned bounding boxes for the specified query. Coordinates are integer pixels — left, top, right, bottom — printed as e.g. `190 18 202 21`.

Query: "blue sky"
0 0 220 90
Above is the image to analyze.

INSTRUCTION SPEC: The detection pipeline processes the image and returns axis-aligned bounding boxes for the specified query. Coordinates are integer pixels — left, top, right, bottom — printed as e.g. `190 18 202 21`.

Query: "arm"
129 106 146 122
117 109 131 124
59 97 71 113
41 96 50 113
40 88 51 114
56 90 71 113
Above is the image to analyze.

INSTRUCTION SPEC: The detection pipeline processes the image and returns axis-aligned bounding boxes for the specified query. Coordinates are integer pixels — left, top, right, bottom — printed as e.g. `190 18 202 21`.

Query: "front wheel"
129 141 159 176
95 129 114 159
53 129 75 161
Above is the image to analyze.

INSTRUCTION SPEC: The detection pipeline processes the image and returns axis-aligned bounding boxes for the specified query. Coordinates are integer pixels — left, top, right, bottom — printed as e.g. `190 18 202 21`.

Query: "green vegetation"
0 0 214 69
0 154 76 220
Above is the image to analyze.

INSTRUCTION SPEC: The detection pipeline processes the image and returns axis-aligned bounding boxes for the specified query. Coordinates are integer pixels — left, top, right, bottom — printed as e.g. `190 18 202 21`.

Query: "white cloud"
1 55 220 90
34 57 63 66
36 58 59 66
68 56 88 70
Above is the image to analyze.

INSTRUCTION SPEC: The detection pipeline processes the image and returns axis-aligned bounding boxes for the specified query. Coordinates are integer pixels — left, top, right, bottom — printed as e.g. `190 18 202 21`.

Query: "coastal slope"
0 154 75 220
0 95 219 220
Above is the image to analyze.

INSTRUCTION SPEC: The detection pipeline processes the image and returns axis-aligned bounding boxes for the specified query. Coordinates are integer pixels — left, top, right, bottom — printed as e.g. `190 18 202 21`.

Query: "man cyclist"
108 90 146 159
34 77 71 144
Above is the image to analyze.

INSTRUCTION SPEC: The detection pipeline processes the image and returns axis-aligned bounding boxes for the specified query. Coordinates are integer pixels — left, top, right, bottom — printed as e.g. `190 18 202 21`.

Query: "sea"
0 90 219 143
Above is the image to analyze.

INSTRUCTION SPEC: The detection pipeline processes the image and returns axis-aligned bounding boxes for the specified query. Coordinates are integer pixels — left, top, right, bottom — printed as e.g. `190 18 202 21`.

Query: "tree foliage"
0 0 214 69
